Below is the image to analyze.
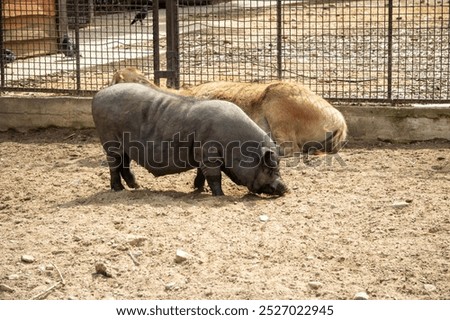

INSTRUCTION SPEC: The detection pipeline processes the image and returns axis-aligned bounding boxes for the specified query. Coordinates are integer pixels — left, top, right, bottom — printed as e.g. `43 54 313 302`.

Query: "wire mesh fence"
1 0 449 103
1 0 155 94
179 0 450 102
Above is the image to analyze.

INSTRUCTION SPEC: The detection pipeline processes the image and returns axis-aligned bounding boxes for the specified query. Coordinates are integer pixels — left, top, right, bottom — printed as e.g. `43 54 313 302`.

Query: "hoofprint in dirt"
0 128 449 300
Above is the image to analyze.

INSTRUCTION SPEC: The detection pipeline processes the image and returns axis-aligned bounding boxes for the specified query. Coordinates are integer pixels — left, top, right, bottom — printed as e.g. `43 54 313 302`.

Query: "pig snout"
255 178 287 196
270 179 288 196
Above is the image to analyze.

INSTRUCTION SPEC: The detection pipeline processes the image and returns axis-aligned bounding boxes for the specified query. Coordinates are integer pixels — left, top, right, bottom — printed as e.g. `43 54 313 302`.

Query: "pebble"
354 291 369 300
115 244 129 251
7 274 19 280
95 262 113 278
308 281 323 290
204 290 213 297
392 200 410 209
165 282 177 291
127 235 147 247
259 215 269 222
424 284 436 292
132 250 143 257
175 249 189 263
21 254 35 263
0 284 14 292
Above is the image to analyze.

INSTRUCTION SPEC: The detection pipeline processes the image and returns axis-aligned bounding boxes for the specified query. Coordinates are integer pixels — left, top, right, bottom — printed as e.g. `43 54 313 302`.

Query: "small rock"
95 262 113 277
7 274 19 280
205 290 213 297
424 284 436 292
115 244 129 251
21 254 35 263
392 200 409 209
354 291 369 300
428 227 440 234
132 250 143 257
45 264 54 271
67 296 77 300
0 284 14 292
259 214 269 222
165 282 177 291
127 235 147 247
308 281 323 290
175 249 189 263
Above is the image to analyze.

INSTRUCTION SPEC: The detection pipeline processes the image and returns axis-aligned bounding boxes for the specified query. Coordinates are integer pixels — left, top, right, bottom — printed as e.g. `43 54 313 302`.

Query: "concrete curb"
0 96 94 132
1 96 449 142
336 105 450 142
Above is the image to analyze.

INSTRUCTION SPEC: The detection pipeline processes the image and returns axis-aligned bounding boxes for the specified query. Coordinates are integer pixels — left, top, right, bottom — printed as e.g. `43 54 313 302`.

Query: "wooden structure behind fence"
2 0 59 58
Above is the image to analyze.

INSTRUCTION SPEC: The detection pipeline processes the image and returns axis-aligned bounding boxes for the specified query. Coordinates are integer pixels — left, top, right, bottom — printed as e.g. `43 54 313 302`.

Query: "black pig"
91 83 287 196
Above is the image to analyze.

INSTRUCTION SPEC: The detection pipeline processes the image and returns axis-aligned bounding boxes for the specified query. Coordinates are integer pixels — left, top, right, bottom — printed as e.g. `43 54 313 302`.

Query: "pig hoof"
111 183 125 191
128 182 140 189
194 187 205 193
194 174 206 190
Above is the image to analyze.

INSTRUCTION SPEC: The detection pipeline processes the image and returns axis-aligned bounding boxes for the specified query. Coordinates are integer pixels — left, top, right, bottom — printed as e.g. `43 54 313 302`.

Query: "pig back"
92 83 195 140
92 83 269 145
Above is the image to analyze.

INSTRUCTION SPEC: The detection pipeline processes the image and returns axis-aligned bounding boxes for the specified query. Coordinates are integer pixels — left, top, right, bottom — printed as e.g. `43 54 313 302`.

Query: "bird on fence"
58 34 76 58
130 1 152 25
1 48 16 65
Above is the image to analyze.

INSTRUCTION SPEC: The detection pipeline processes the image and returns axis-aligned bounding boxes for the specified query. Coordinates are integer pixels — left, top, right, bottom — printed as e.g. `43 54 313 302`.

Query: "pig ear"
262 148 278 169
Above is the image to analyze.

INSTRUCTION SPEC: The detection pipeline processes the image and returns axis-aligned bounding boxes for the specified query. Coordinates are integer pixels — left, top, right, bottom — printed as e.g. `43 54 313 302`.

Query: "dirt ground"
0 128 449 300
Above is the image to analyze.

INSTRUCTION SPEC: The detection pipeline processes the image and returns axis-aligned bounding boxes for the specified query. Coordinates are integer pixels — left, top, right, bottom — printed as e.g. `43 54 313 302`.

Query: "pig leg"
120 153 140 189
194 168 206 191
201 165 224 196
205 175 224 196
107 152 125 191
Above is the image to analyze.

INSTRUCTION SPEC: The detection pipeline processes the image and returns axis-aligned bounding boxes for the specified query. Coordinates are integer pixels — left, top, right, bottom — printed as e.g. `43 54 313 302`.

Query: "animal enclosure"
1 0 450 302
1 0 449 102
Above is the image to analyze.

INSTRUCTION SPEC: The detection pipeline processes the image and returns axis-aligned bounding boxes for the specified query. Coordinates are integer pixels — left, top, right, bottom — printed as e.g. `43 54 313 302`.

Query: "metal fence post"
74 0 81 93
153 0 161 86
387 0 393 102
166 0 180 89
277 0 282 80
0 0 4 91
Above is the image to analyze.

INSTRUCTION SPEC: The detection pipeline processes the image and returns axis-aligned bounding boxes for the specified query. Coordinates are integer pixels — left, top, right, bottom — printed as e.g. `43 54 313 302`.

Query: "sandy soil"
0 128 449 300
